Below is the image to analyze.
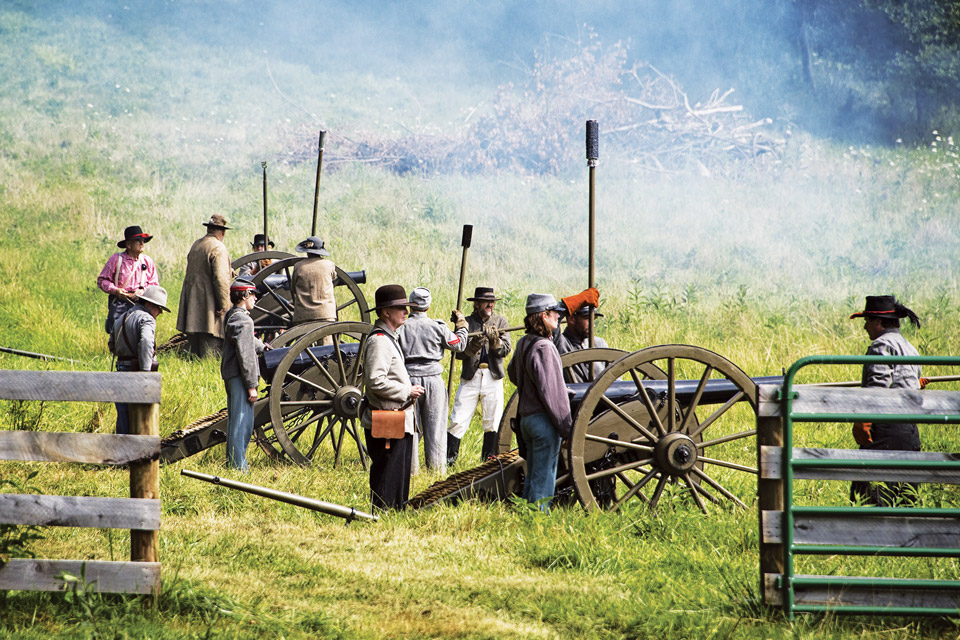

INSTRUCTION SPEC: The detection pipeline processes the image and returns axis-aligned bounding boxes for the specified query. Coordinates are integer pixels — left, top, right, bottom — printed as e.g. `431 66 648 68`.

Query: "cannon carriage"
163 295 778 515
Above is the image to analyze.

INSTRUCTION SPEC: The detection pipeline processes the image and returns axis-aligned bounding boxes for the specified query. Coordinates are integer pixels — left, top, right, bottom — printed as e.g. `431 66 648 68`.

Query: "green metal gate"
764 354 960 617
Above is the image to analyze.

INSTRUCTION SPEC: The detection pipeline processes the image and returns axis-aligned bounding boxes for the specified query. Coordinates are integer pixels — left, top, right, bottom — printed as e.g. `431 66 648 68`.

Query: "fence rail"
0 370 161 595
758 355 960 618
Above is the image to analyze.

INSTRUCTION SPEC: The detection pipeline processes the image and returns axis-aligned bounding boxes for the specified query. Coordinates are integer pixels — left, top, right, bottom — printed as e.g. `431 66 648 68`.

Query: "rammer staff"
311 130 326 237
261 161 269 249
447 224 473 397
585 120 599 349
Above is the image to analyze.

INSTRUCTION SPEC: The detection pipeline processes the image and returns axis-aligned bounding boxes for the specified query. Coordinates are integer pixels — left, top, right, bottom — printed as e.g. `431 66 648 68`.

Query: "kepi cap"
409 287 431 311
525 293 565 316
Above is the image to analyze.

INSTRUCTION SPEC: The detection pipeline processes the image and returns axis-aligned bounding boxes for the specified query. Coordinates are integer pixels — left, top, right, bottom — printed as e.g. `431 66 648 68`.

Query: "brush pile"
282 33 784 177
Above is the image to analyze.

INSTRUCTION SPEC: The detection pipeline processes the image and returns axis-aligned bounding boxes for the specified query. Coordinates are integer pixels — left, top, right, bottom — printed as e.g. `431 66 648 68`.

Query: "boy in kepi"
222 276 268 471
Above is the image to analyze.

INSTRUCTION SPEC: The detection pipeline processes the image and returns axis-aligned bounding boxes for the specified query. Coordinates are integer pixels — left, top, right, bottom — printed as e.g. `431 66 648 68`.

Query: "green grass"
2 3 960 638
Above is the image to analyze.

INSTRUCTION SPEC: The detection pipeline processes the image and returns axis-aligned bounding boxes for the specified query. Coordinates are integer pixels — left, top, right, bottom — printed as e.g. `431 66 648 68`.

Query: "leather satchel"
371 410 406 448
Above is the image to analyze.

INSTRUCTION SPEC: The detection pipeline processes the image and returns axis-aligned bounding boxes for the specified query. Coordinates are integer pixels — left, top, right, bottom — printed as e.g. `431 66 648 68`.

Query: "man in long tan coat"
291 236 337 325
176 214 232 357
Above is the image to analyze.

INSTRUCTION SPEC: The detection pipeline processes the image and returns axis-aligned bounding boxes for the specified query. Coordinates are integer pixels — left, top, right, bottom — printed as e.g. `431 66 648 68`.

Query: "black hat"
251 234 275 248
850 295 921 327
572 305 603 318
371 284 413 311
467 286 501 302
118 225 152 248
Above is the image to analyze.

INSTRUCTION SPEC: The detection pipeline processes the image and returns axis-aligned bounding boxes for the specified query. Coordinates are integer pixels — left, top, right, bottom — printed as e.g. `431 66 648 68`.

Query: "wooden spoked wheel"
568 345 759 513
230 250 296 273
496 348 629 455
261 321 373 467
248 256 370 336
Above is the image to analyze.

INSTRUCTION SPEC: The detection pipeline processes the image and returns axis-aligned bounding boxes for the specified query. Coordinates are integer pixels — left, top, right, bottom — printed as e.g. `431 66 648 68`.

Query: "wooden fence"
758 372 960 617
0 370 161 595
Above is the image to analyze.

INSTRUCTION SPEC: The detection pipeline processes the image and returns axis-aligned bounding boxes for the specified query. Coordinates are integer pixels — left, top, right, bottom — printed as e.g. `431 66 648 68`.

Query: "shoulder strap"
371 329 404 359
113 253 123 286
118 310 136 356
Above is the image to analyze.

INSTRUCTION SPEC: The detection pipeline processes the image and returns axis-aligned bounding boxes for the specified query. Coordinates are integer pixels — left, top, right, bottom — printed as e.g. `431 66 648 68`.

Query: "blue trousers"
519 412 561 510
225 376 255 471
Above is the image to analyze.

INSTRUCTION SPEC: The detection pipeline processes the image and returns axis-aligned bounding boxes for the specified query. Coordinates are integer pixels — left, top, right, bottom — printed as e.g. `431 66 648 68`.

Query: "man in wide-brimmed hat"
447 286 512 464
361 284 425 510
290 236 337 327
237 233 276 277
109 285 170 434
398 286 469 475
848 295 923 506
176 214 232 357
97 225 159 335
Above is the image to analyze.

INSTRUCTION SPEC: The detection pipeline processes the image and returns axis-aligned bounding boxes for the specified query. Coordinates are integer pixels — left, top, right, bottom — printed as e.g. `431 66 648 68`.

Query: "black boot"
446 435 461 466
481 431 499 461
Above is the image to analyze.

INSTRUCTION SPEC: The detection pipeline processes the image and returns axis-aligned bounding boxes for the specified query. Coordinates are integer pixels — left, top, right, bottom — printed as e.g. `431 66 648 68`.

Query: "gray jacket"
553 326 610 383
221 306 265 388
399 312 468 377
110 304 156 371
362 320 414 433
862 328 921 390
457 311 511 381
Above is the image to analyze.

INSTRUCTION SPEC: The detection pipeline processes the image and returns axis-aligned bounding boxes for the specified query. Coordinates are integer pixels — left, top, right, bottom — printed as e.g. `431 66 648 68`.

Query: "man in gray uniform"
110 285 170 434
553 303 609 383
849 295 923 506
399 287 468 474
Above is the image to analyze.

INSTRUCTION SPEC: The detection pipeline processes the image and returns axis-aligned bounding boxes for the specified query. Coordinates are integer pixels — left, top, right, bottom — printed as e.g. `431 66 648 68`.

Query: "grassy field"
2 3 960 639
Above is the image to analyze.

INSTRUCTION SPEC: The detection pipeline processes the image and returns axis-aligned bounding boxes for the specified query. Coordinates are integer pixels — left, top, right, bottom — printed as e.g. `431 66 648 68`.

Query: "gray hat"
295 236 330 257
409 287 431 311
139 285 170 313
525 293 565 316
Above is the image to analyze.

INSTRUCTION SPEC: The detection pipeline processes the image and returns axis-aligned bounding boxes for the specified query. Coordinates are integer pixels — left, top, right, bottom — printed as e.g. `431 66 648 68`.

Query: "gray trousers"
409 373 448 473
186 333 223 358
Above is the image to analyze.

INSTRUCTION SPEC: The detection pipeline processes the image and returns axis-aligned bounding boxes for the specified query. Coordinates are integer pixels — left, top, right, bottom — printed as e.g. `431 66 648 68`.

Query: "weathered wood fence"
0 370 161 595
758 355 960 618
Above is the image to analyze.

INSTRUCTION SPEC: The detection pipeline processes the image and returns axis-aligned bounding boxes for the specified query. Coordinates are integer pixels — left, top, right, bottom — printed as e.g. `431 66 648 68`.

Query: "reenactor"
237 233 275 277
98 225 159 335
290 236 337 326
553 288 605 383
361 285 425 510
109 285 169 434
399 287 468 474
222 276 267 472
849 295 924 505
176 214 232 357
447 286 511 464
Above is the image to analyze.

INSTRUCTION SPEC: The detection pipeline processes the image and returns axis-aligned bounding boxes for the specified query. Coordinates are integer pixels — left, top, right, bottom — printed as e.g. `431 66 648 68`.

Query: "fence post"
757 401 783 607
129 402 159 568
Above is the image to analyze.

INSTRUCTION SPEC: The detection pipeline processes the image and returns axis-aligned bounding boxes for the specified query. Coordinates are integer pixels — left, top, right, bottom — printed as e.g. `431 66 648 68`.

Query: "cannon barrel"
334 270 365 286
181 469 378 522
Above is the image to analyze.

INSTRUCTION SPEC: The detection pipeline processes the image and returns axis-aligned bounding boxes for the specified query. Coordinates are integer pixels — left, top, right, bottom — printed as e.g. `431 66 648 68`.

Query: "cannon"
162 321 373 466
412 344 782 513
162 318 779 515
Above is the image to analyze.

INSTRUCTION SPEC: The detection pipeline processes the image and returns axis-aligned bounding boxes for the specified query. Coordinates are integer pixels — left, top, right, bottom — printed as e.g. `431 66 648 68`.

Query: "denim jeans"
519 412 561 509
225 376 255 471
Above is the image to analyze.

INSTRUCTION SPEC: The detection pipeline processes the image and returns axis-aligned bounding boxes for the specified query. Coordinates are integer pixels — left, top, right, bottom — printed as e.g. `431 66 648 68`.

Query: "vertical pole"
447 224 473 398
585 120 599 350
261 161 269 248
129 401 160 592
312 131 326 237
757 402 784 609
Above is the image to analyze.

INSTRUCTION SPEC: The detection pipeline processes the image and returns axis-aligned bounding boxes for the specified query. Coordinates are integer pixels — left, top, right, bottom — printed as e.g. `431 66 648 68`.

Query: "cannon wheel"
249 256 370 334
231 250 296 272
264 321 373 466
496 348 631 455
568 345 759 513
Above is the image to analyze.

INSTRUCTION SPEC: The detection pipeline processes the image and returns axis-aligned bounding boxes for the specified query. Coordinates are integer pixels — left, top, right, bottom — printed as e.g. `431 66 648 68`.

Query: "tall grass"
2 4 960 638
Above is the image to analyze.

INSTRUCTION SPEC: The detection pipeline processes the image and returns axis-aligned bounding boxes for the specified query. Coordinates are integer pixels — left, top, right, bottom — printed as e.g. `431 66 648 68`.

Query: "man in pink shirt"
97 225 159 334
